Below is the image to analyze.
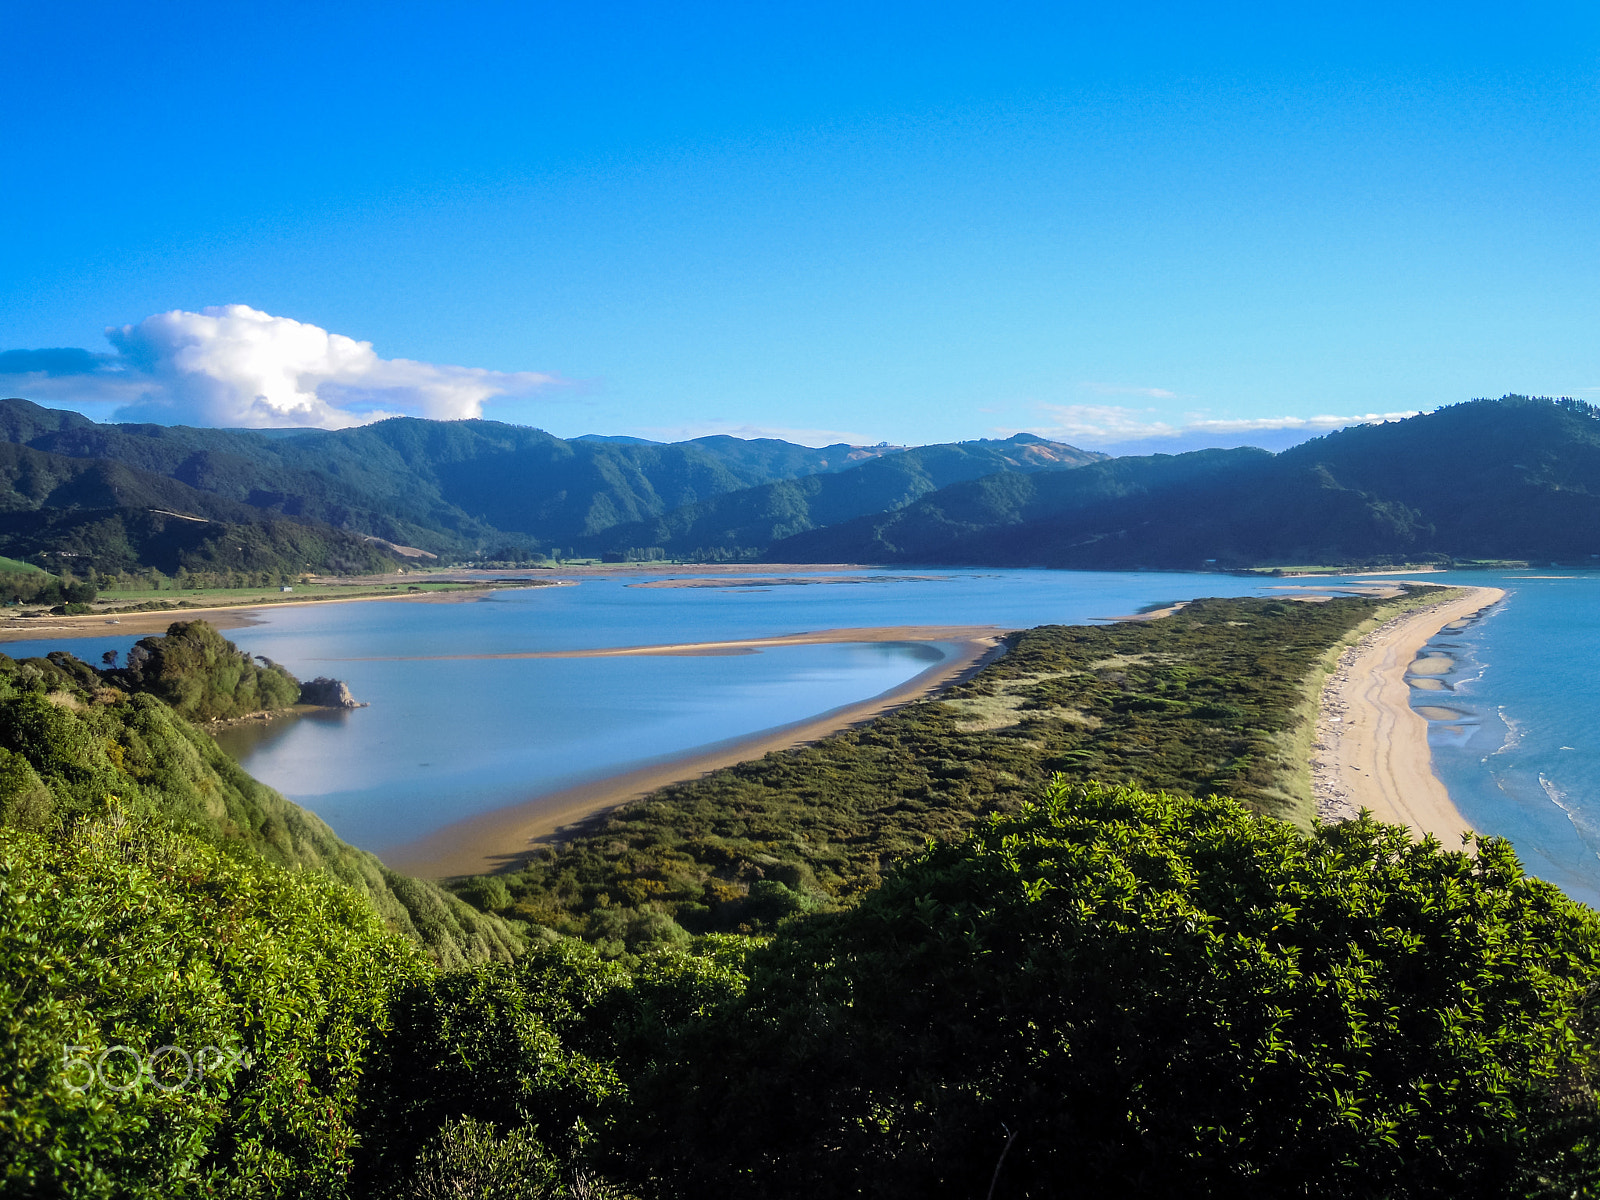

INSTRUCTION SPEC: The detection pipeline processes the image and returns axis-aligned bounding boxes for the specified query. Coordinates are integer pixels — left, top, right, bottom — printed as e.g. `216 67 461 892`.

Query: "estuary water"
6 565 1599 907
0 569 1272 854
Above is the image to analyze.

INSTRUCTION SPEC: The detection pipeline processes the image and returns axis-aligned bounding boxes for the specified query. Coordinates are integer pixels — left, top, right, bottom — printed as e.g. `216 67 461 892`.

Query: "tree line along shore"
7 594 1600 1197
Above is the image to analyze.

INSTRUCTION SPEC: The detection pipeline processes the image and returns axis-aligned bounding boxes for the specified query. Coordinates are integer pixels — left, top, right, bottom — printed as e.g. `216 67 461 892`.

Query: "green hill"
0 397 916 561
576 434 1102 558
0 622 518 968
772 397 1600 568
0 436 398 575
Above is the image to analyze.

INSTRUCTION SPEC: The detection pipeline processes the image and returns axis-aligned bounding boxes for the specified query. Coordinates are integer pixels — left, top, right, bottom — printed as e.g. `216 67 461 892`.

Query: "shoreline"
1312 586 1505 844
0 563 894 644
382 627 1010 879
0 583 546 642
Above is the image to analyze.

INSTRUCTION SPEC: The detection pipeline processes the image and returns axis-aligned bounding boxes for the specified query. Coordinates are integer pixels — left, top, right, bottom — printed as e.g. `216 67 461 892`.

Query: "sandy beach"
1312 586 1504 844
383 625 1009 878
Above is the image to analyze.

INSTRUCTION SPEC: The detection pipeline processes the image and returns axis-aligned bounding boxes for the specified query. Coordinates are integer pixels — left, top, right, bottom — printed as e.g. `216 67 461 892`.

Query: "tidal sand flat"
1415 705 1472 722
343 623 1007 661
1407 655 1455 676
1313 586 1504 843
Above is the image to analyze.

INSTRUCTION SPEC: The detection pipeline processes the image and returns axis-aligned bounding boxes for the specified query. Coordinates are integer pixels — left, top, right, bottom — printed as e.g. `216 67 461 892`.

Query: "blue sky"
2 2 1597 448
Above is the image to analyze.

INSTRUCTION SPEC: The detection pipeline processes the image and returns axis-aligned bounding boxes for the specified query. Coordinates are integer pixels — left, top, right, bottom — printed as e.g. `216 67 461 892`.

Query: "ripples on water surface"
1389 569 1600 907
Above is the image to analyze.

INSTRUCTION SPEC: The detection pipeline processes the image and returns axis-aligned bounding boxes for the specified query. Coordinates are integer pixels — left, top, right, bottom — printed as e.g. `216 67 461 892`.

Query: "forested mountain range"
0 393 1595 574
0 396 1094 571
572 434 1101 558
774 397 1600 568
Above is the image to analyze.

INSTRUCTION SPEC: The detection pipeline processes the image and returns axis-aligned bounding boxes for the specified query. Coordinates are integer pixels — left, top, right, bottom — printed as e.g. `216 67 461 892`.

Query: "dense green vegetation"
0 435 399 576
0 569 97 609
12 779 1600 1196
573 435 1100 559
619 783 1600 1198
108 620 300 721
3 394 1598 573
449 592 1436 951
2 814 431 1196
775 397 1600 568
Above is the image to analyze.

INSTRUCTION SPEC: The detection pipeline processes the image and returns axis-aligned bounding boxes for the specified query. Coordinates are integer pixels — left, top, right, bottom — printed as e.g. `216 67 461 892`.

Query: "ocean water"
0 568 1273 853
1366 568 1600 908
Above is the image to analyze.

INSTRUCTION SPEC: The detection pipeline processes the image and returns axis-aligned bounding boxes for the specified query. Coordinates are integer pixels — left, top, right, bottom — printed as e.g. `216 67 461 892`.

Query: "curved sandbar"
335 624 1010 663
1313 586 1504 844
382 626 1010 879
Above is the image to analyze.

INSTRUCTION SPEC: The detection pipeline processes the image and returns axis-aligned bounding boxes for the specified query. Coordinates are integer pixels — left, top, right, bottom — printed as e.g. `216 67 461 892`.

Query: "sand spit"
1312 586 1504 844
383 627 1009 879
333 624 1008 662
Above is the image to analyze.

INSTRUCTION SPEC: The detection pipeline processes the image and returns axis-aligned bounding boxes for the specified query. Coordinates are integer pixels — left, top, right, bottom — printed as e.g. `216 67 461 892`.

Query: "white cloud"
1011 403 1419 448
1018 404 1182 443
0 305 558 430
1180 411 1420 434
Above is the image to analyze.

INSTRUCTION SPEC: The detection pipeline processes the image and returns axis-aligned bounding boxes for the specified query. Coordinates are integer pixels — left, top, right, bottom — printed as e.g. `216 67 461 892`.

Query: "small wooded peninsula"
6 606 1600 1196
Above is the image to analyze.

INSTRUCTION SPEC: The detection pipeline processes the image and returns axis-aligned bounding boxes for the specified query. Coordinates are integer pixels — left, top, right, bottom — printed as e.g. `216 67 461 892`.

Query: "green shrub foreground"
10 782 1600 1197
626 782 1600 1198
0 814 429 1196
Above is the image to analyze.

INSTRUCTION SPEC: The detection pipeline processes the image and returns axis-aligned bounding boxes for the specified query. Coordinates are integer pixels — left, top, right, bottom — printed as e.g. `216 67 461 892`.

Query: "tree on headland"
112 620 299 721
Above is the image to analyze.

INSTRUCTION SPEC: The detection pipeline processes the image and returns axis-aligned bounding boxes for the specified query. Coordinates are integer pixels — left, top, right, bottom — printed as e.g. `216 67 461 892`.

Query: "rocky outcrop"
299 677 368 709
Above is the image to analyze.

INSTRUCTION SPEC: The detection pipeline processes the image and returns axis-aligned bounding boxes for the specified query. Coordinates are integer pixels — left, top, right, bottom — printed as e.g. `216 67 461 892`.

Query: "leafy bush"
113 620 299 721
0 813 429 1198
630 781 1600 1198
400 1117 606 1200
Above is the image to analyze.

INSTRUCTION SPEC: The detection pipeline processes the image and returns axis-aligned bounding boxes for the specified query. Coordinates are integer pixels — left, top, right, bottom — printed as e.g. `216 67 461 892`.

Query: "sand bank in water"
1313 587 1504 844
334 624 1009 662
382 626 1008 879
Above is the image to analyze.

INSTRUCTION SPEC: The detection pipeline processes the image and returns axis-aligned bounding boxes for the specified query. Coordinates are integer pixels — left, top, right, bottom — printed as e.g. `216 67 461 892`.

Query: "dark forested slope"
576 434 1101 557
0 398 913 559
774 397 1600 568
0 438 398 575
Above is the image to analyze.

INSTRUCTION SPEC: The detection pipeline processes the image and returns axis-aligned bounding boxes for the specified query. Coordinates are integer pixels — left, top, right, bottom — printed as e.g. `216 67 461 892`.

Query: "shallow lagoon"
0 569 1274 853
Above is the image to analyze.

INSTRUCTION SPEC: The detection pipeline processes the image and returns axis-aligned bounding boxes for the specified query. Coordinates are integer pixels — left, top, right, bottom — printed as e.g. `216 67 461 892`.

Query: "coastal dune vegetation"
446 591 1443 951
4 607 1600 1195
